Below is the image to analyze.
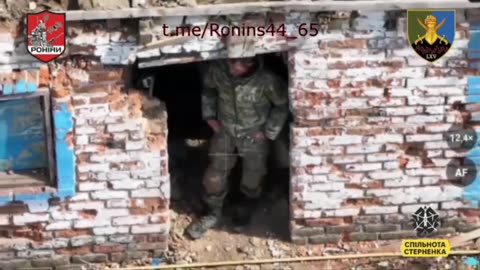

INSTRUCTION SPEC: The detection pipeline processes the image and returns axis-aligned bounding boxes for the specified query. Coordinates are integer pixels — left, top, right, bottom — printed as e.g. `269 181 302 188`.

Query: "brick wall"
0 19 170 268
289 9 480 244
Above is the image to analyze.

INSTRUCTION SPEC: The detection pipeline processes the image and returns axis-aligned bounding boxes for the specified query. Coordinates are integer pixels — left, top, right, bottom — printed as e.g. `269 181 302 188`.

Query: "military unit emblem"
26 10 66 63
407 10 456 63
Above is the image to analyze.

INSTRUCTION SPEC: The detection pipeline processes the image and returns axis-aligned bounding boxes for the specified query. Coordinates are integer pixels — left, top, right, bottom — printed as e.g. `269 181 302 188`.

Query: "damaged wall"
289 9 480 243
0 19 170 268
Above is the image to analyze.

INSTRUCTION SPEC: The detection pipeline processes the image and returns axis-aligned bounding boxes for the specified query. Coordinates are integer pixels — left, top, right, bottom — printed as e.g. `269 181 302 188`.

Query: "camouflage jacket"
201 59 289 140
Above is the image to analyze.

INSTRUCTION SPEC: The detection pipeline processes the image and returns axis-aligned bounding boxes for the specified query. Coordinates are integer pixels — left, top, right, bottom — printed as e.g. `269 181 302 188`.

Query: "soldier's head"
424 15 438 31
226 57 257 77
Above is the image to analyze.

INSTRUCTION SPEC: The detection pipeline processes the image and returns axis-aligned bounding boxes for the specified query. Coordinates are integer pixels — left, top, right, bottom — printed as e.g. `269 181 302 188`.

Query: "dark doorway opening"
132 52 291 240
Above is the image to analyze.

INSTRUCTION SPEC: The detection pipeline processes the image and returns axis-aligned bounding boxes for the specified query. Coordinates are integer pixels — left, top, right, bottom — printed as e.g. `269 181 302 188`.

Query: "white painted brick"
309 183 344 191
425 105 448 115
106 199 130 208
75 135 89 145
78 182 107 191
407 96 445 105
365 134 403 144
383 161 400 169
307 146 344 155
400 203 438 214
112 216 149 226
45 221 72 231
107 121 142 133
131 224 168 234
291 153 323 167
406 168 445 177
71 236 106 247
422 176 440 185
331 155 364 164
381 106 422 116
0 215 9 226
91 191 129 200
405 134 443 142
96 171 130 181
109 235 133 243
406 115 444 123
441 185 463 200
430 158 451 167
13 213 49 225
126 140 146 150
50 210 81 220
424 141 449 149
17 250 55 258
97 209 129 218
67 192 90 202
150 213 169 223
315 135 363 146
363 206 398 214
77 163 110 173
304 198 343 210
345 163 382 172
131 188 162 198
441 201 469 209
367 152 401 162
75 126 97 135
68 201 104 211
368 97 405 107
73 219 111 228
413 87 465 96
407 77 467 87
90 153 132 163
424 123 452 133
384 177 421 187
346 144 383 154
31 238 69 249
145 179 161 188
93 226 130 235
368 170 404 180
110 180 145 190
405 186 443 203
365 188 392 197
323 208 360 217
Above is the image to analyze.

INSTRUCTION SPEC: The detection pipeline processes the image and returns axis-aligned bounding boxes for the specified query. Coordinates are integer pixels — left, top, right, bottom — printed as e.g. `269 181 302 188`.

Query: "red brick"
88 70 124 83
57 246 92 255
76 82 111 93
0 203 28 214
320 39 368 49
90 96 108 104
148 235 168 242
93 244 126 253
133 235 148 242
54 229 90 238
459 209 480 217
343 197 383 207
305 218 349 226
366 60 406 68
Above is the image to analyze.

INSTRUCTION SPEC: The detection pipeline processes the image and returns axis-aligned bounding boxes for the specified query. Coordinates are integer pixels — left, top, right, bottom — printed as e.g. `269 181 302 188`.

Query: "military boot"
232 197 258 230
186 196 223 239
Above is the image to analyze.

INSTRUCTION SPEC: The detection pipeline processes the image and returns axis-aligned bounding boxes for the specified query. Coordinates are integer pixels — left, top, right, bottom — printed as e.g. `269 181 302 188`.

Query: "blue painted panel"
53 103 76 199
0 98 47 171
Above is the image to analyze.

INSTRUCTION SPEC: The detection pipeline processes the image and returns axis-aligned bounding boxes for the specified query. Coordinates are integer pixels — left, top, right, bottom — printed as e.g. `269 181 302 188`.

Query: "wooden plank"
367 228 480 253
41 93 56 185
66 0 480 21
0 171 48 188
0 90 48 102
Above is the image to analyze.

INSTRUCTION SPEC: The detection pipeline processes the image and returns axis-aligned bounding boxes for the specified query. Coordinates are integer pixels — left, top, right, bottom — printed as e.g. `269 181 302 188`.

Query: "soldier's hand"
207 119 222 133
253 131 266 141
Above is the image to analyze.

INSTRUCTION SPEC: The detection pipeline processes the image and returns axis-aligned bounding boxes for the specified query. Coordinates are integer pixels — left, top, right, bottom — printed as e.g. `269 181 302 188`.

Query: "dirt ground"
103 139 479 270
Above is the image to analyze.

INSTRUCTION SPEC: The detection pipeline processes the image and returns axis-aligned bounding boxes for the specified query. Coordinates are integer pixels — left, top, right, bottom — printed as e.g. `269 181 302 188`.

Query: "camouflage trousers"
202 130 269 208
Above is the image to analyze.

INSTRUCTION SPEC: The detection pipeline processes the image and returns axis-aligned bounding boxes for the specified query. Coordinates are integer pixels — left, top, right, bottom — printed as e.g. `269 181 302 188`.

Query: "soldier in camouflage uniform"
186 56 289 239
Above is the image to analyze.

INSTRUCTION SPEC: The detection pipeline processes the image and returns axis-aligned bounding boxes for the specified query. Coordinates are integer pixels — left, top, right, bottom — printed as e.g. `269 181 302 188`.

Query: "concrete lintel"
66 0 480 21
